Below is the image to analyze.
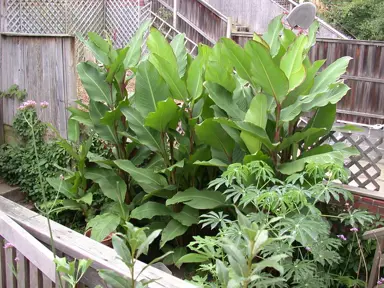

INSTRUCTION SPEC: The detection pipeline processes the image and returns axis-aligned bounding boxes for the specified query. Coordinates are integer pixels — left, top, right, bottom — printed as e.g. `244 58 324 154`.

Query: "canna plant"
54 15 356 250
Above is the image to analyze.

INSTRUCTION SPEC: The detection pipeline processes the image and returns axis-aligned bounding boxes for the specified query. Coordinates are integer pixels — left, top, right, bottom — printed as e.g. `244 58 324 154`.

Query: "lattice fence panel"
318 132 383 191
106 0 141 48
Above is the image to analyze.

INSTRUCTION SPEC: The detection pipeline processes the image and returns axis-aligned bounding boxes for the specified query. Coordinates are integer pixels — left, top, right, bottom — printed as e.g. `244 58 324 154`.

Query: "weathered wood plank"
0 236 6 288
0 196 196 288
4 244 16 288
0 211 56 282
16 251 30 288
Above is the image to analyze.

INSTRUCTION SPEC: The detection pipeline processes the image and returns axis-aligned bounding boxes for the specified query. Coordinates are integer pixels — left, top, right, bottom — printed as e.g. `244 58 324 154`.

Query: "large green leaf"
305 21 320 52
130 202 173 220
245 41 289 102
280 35 308 91
304 104 336 148
221 38 253 84
150 54 188 101
89 100 119 143
277 128 326 151
80 32 110 65
147 27 178 70
106 46 129 83
77 62 116 106
186 53 204 100
67 107 93 127
170 33 188 78
193 159 228 167
86 213 120 242
278 151 346 175
214 118 274 151
240 94 268 154
176 253 210 267
166 187 226 209
144 98 179 132
124 19 151 68
114 160 168 193
160 220 188 247
172 206 199 226
120 106 162 152
262 15 284 57
46 178 76 200
195 119 234 161
301 83 350 111
204 82 245 120
311 56 352 93
67 118 80 143
84 168 126 202
284 59 326 107
205 61 236 92
280 28 296 50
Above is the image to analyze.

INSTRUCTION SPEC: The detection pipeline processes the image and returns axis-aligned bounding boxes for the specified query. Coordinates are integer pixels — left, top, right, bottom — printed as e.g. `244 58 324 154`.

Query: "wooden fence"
0 196 196 288
151 0 230 47
0 34 76 140
230 33 384 126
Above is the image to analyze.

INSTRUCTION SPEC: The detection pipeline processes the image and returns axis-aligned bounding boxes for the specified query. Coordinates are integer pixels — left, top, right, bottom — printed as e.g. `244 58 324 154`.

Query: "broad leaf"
46 178 76 200
280 35 308 91
67 118 80 143
124 19 151 68
311 56 352 93
106 46 129 83
86 213 120 242
205 61 236 92
172 206 199 226
305 21 320 52
98 270 127 288
77 62 116 106
280 28 296 50
120 106 162 152
134 60 170 117
144 98 179 132
214 118 274 151
137 229 162 257
84 168 126 202
262 15 284 57
240 94 268 153
253 33 270 49
150 54 188 101
89 100 119 143
130 202 173 220
166 187 226 209
205 82 245 120
245 41 289 102
81 32 110 65
195 119 235 160
221 38 253 83
304 104 336 148
186 53 204 100
193 159 228 167
170 33 188 78
111 234 132 265
115 160 168 193
160 220 188 247
176 253 210 267
277 128 326 151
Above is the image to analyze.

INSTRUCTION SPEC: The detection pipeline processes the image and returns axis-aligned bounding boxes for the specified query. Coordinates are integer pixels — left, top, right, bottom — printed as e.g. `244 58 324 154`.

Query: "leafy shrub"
0 106 71 204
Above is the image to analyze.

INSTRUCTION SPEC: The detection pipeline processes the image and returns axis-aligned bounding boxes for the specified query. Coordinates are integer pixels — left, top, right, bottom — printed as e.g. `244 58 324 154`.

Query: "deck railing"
0 196 196 288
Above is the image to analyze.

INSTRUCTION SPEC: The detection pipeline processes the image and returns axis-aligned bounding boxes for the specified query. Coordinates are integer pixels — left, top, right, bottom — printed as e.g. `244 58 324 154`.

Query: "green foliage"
0 107 71 204
0 84 27 101
55 257 92 288
98 223 173 288
322 0 384 41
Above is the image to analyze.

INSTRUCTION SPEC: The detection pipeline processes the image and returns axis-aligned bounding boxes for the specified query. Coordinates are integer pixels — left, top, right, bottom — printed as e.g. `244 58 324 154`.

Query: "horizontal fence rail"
0 196 197 288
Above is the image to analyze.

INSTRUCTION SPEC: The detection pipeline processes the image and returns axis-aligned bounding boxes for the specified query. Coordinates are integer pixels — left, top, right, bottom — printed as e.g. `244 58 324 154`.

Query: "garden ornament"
286 2 317 30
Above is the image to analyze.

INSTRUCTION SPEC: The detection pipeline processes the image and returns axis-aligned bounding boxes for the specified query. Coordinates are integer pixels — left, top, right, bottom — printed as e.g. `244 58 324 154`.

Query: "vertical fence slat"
5 244 17 288
0 236 6 287
16 250 30 288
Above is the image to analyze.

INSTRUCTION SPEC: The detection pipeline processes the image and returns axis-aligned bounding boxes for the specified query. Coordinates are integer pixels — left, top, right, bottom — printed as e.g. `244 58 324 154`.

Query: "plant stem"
355 232 369 285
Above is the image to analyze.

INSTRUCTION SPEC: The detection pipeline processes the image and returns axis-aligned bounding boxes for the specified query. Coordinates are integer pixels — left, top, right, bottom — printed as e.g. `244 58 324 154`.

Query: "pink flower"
350 227 359 232
59 174 64 180
337 234 347 241
3 242 14 249
40 101 49 108
305 247 311 251
14 257 19 262
18 100 36 110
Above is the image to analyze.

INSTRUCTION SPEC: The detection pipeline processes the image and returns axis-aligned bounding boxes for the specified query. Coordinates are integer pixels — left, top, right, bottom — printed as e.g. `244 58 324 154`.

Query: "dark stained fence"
151 0 230 47
231 33 384 126
310 38 384 125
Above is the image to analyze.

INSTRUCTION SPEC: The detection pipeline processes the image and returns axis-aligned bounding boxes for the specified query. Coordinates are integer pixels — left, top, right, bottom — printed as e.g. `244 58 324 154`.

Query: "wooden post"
226 16 232 39
0 0 6 144
173 0 178 29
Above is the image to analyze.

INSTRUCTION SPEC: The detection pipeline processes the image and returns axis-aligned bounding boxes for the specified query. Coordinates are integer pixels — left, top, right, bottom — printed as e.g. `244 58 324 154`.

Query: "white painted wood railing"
0 196 196 288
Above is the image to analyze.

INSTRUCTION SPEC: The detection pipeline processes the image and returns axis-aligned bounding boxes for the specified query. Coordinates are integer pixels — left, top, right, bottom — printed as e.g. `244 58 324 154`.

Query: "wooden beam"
336 109 384 120
0 211 56 282
0 196 196 288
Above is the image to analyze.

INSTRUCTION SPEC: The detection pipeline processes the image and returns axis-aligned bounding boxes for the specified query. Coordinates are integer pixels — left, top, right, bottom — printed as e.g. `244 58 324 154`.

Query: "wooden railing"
151 0 231 47
0 196 196 288
363 227 384 288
